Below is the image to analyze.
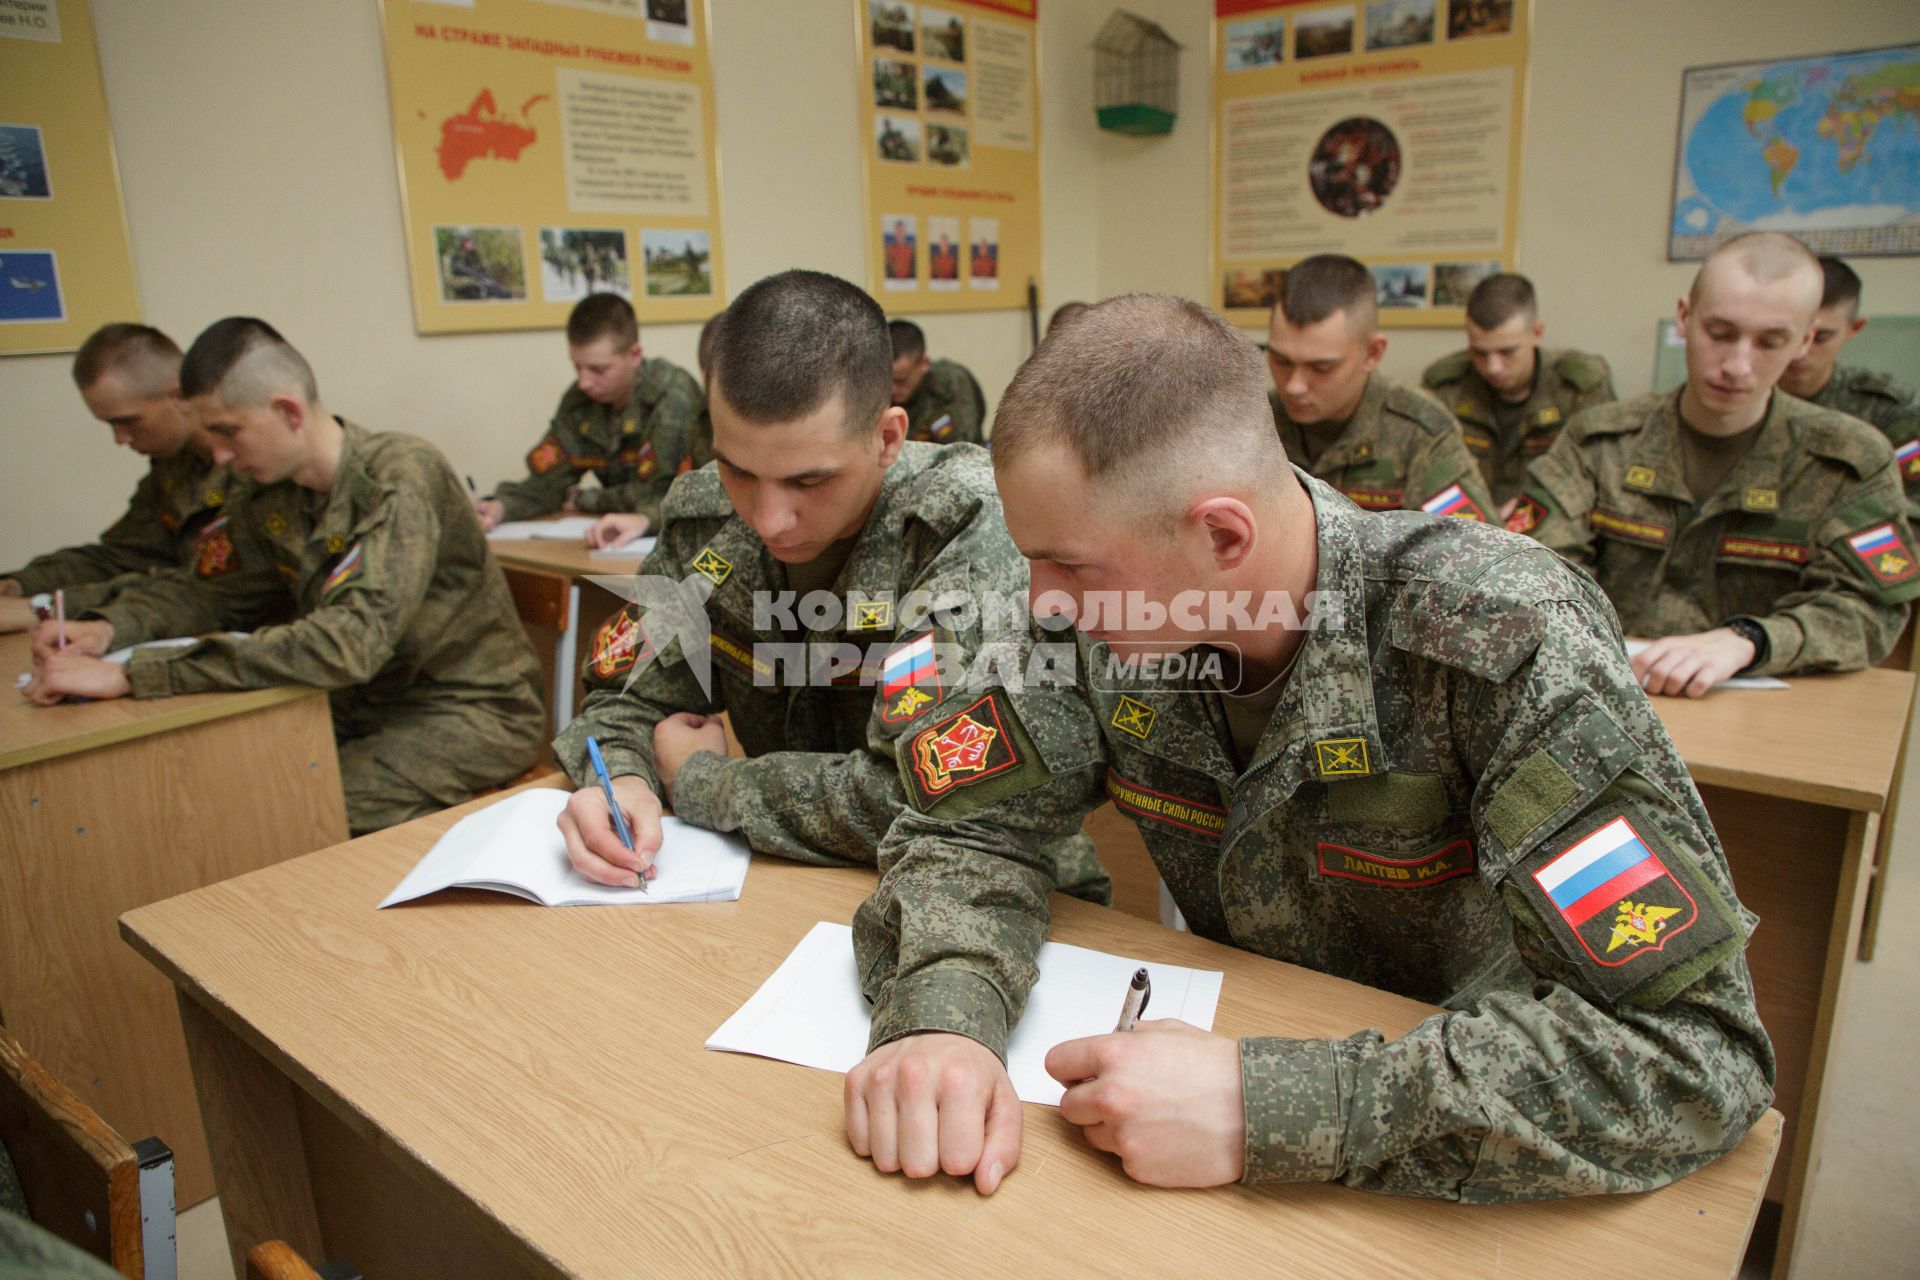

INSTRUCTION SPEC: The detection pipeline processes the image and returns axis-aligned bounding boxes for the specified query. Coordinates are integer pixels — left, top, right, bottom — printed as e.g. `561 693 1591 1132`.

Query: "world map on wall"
1670 45 1920 259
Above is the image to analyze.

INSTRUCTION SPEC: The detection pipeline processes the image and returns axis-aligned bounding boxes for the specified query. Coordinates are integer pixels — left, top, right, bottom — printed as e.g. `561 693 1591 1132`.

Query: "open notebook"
1623 639 1787 691
486 516 599 541
707 921 1225 1107
380 787 750 908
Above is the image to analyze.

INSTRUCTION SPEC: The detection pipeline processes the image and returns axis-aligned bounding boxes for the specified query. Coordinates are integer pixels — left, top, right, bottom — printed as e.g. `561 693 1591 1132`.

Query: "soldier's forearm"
670 748 897 866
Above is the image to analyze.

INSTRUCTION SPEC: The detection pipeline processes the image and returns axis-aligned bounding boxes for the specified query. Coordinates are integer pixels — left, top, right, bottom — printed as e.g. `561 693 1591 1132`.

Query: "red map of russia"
433 89 550 181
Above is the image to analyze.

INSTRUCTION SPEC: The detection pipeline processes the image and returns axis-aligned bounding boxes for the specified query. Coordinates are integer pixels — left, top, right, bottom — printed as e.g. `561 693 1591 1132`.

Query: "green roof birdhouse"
1094 10 1182 136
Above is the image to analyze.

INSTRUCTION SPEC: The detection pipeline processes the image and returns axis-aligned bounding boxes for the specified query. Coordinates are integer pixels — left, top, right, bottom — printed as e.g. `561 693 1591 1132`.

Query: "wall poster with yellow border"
860 0 1041 313
379 0 725 335
1211 0 1529 329
0 0 140 356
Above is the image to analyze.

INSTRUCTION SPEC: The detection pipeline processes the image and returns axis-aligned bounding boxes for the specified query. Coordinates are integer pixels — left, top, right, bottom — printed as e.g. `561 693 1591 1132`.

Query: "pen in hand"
1115 966 1151 1032
54 589 66 650
586 734 649 893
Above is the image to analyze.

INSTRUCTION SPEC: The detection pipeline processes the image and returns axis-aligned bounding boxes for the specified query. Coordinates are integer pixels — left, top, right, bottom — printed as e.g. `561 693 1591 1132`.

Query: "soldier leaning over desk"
552 269 1107 903
888 318 987 446
1421 272 1615 514
1264 255 1495 523
0 324 294 634
24 318 544 836
474 292 702 536
835 293 1772 1204
1517 232 1918 697
1777 255 1920 514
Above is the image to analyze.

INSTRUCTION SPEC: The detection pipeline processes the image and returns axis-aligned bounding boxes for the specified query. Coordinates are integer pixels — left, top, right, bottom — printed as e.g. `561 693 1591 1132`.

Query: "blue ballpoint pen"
586 735 648 893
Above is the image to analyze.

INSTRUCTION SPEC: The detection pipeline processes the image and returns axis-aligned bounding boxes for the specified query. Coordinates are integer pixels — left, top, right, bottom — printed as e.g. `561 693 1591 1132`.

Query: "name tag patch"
1316 838 1475 888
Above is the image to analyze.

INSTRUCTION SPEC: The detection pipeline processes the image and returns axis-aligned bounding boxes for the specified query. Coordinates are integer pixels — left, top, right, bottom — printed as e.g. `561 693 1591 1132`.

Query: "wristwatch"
1725 617 1769 673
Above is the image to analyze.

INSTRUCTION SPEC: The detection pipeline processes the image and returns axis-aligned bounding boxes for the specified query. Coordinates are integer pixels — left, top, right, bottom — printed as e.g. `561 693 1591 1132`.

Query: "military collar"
1276 375 1390 472
1250 473 1388 787
1682 390 1801 525
1619 392 1697 506
1089 470 1386 791
307 419 382 552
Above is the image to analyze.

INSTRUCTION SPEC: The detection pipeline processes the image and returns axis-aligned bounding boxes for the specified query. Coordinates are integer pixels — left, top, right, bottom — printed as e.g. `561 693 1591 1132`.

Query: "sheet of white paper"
589 535 657 559
706 922 1225 1107
1623 640 1788 690
379 788 751 908
487 516 599 542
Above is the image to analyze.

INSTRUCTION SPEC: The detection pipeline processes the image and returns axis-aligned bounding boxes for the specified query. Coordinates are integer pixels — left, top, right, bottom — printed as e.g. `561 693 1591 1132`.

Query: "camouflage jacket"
492 357 703 523
87 421 544 748
901 358 986 445
1422 348 1615 505
852 472 1773 1201
553 443 1105 899
1516 389 1918 675
1269 375 1496 521
1806 364 1920 512
4 448 235 603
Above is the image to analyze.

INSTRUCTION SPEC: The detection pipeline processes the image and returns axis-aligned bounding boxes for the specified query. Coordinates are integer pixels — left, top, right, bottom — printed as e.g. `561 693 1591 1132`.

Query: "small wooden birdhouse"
1093 10 1182 136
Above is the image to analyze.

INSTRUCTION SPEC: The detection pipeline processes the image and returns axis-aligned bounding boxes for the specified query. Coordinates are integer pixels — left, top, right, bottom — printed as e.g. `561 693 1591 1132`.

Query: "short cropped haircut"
1818 256 1863 315
887 319 926 362
567 292 639 349
71 323 181 396
1276 254 1376 332
709 270 892 433
1690 231 1820 306
992 294 1280 495
696 312 721 377
179 317 320 406
1465 273 1537 329
1047 301 1091 336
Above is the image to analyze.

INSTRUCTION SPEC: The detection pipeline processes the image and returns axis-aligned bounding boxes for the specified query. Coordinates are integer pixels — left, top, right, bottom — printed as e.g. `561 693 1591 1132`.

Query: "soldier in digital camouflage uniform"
26 319 544 836
553 271 1106 902
1517 235 1917 693
1421 273 1615 509
1779 256 1920 512
1265 255 1494 521
0 324 269 630
479 293 702 530
889 318 987 445
841 293 1771 1204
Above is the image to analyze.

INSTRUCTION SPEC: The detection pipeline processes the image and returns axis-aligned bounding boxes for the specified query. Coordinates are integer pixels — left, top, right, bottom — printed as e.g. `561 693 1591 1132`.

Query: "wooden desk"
488 534 643 747
1651 666 1912 1278
123 786 1778 1279
0 633 348 1208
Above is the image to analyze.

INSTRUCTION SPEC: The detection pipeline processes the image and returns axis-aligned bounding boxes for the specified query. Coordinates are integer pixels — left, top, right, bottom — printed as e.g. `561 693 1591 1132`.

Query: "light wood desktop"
489 532 643 750
123 784 1778 1279
0 632 348 1209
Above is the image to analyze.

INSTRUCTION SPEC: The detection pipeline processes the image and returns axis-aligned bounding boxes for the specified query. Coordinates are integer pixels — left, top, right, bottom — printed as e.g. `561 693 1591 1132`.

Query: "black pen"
1115 967 1151 1032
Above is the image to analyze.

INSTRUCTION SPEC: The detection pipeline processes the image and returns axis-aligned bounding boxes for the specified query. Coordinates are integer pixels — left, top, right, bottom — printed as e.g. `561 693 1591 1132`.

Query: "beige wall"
1094 0 1920 386
3 0 1918 572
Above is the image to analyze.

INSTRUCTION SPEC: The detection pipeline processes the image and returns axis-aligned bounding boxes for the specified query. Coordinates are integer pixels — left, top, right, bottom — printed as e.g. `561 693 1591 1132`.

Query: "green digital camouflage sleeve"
1735 462 1919 674
1238 565 1773 1201
666 564 1000 868
1407 424 1497 520
119 480 441 699
551 533 717 794
574 366 702 521
7 468 183 593
491 394 586 521
854 650 1109 1057
83 528 287 651
1511 417 1600 558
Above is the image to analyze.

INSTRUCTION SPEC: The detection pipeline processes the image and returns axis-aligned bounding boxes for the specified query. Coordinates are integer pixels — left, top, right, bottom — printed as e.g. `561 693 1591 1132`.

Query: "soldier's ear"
1848 315 1868 340
875 405 910 466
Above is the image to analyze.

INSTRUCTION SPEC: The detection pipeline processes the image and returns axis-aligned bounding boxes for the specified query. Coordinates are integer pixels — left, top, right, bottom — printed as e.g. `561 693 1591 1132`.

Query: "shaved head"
991 294 1285 525
1690 232 1822 312
180 317 320 409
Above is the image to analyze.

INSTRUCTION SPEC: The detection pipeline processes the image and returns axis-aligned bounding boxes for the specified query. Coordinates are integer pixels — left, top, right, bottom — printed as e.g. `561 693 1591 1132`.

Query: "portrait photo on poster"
882 214 918 290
